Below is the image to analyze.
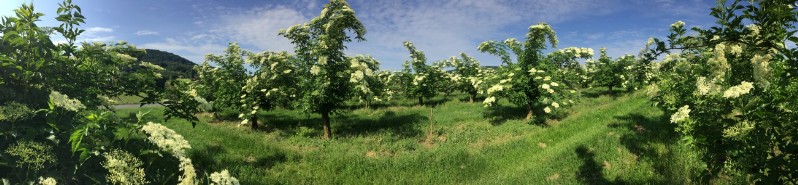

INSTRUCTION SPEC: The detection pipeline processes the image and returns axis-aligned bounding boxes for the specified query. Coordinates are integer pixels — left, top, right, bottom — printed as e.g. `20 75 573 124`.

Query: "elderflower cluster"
5 140 56 171
544 106 552 113
483 96 497 107
102 150 147 185
210 170 240 185
723 120 755 138
141 122 191 157
695 77 719 96
723 81 754 99
38 177 56 185
671 20 685 28
350 70 365 83
140 122 196 185
412 75 427 86
49 91 86 111
310 65 321 75
139 61 165 71
751 54 772 88
540 83 555 94
670 105 691 123
560 47 594 58
487 85 506 94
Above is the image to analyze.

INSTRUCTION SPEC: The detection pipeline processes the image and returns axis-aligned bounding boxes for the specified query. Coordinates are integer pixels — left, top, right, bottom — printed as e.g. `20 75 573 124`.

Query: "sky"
0 0 718 70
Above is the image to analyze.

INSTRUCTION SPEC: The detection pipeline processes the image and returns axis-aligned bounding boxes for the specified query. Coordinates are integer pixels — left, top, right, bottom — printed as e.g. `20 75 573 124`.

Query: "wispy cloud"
213 6 309 51
53 26 116 44
135 30 159 36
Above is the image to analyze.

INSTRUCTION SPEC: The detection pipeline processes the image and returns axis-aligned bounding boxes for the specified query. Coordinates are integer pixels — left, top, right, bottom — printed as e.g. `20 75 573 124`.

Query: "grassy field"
119 88 710 184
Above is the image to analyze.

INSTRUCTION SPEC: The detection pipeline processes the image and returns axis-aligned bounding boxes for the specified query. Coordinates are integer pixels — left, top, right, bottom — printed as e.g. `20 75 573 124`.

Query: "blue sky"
1 0 717 70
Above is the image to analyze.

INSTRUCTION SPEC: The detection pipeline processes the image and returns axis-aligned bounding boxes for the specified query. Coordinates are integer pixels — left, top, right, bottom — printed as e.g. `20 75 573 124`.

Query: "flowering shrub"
586 48 635 94
479 23 580 120
646 0 798 182
400 41 444 106
0 1 227 184
280 0 367 139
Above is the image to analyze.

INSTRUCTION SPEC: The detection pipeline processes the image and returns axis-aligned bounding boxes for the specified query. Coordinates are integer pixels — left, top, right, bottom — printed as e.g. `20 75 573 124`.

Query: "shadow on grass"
482 104 555 126
482 104 528 125
256 110 427 139
582 89 621 98
610 113 707 184
575 145 622 185
189 143 294 185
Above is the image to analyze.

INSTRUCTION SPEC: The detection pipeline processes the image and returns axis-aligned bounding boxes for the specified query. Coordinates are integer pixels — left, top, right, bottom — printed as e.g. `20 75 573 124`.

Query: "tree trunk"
251 116 259 130
322 111 331 140
426 108 434 143
526 103 534 120
418 97 424 106
608 85 614 95
469 93 476 103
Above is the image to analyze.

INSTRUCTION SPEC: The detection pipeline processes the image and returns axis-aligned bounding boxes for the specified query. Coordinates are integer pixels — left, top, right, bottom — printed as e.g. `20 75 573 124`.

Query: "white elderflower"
102 150 147 185
552 102 560 108
670 105 691 123
723 81 754 98
141 122 191 157
751 54 772 88
38 177 57 185
544 107 552 113
312 66 322 75
541 84 551 90
550 82 559 87
210 170 240 185
671 20 685 28
544 76 551 81
483 96 497 107
487 85 505 94
49 91 86 111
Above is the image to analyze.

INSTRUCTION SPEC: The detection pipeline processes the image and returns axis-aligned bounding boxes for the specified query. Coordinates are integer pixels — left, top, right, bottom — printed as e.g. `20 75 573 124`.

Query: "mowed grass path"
122 89 704 184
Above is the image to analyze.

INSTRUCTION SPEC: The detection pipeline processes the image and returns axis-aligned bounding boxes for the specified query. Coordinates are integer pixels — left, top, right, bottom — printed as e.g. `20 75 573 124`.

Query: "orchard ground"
119 88 719 184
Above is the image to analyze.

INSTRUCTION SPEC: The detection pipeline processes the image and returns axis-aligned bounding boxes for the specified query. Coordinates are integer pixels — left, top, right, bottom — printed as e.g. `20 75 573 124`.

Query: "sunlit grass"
119 88 708 184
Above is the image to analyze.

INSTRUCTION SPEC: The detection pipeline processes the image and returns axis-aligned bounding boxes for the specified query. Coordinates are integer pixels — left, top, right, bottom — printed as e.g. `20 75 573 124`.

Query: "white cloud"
52 26 116 44
213 6 309 52
135 30 159 36
84 27 113 35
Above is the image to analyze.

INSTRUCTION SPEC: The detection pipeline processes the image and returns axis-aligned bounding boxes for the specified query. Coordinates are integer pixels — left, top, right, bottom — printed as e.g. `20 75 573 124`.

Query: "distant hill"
137 49 198 79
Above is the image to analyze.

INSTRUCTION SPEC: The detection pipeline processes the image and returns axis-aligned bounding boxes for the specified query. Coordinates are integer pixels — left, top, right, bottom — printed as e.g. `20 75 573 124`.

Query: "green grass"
120 89 708 184
112 95 143 105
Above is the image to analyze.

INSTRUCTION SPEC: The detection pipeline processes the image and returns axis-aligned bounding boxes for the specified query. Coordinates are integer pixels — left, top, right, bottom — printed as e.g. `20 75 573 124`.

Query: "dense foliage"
646 0 798 183
478 23 582 121
0 1 229 184
400 41 443 106
279 0 367 139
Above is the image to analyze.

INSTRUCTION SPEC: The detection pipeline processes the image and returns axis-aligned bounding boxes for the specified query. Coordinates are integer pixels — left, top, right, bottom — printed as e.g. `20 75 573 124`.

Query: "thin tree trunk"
609 85 614 95
426 107 434 143
526 103 534 120
418 97 424 106
251 116 258 130
469 93 476 103
322 111 331 140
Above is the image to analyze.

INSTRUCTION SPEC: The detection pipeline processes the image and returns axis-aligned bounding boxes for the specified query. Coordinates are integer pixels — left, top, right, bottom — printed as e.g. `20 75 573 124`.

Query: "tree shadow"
575 145 621 185
582 89 622 98
333 110 427 138
482 104 529 125
611 113 708 184
189 143 294 185
256 110 426 139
